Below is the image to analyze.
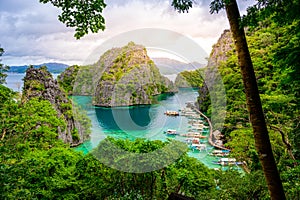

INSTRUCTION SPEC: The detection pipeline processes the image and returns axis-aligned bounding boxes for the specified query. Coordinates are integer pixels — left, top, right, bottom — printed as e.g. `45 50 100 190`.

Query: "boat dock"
165 101 244 171
189 105 230 151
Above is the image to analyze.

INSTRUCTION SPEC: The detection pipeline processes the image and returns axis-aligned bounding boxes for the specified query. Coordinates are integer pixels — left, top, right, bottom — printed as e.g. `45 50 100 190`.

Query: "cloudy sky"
0 0 254 66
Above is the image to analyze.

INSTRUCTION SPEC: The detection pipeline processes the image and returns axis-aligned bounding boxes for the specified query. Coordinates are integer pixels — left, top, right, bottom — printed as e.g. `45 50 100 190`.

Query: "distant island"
8 62 69 74
7 58 204 76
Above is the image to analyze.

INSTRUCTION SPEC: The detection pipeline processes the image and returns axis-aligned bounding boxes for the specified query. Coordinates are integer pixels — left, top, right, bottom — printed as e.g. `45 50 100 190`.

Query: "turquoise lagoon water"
72 88 226 169
5 73 239 170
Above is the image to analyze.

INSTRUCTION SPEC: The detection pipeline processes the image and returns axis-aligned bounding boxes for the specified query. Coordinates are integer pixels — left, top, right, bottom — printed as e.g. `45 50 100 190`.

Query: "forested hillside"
0 0 299 199
178 1 300 198
197 2 300 163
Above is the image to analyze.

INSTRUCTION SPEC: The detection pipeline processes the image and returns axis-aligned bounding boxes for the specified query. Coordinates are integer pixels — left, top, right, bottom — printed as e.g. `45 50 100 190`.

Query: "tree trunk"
224 0 286 199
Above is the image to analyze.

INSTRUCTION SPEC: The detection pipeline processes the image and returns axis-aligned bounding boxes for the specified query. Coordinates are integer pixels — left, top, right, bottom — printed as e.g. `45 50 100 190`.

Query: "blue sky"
0 0 255 66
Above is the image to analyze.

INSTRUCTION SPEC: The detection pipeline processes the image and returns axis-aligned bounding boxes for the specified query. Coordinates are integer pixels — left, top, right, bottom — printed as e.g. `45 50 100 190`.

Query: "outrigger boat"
188 119 203 124
209 150 230 157
180 132 207 138
191 122 204 126
189 126 204 131
164 129 178 135
190 143 207 151
212 158 243 166
164 110 179 116
185 137 201 144
187 114 201 119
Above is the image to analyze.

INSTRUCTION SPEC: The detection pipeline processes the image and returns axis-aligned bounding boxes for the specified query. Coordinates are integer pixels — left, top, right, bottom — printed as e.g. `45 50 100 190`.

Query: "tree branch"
268 124 297 166
1 129 6 141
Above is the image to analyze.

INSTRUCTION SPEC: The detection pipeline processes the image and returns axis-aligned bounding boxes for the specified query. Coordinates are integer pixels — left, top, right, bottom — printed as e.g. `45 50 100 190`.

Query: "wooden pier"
190 106 230 151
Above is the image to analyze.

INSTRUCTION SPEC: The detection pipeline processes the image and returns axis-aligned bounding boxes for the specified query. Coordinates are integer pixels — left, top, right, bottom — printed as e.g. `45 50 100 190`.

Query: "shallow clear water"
72 88 232 169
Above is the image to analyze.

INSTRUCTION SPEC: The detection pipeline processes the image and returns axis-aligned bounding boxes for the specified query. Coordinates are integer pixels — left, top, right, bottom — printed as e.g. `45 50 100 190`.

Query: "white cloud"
0 0 255 66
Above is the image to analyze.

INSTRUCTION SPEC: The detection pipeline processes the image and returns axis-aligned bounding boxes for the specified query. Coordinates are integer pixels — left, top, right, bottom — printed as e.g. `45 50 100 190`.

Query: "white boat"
192 123 205 126
164 110 179 116
191 125 204 131
209 150 230 157
164 129 178 135
180 132 206 138
191 143 207 151
188 119 204 124
212 158 242 166
185 137 200 144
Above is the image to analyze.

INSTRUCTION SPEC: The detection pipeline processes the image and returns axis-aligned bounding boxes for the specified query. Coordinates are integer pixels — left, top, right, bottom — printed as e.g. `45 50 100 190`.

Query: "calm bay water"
5 73 225 169
72 88 221 169
73 89 197 142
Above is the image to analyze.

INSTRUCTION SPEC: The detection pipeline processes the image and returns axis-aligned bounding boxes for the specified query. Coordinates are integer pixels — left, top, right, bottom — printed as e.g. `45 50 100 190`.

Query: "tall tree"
222 1 285 199
0 47 9 85
172 0 286 199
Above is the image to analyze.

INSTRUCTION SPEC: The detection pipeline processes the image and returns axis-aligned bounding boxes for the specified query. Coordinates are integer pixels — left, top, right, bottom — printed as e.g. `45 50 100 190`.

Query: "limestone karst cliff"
197 30 233 112
93 42 176 106
22 66 90 146
58 42 177 106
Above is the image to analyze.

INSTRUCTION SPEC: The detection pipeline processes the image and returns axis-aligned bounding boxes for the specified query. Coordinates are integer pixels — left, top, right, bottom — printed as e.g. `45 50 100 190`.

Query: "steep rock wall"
93 42 176 106
23 67 90 146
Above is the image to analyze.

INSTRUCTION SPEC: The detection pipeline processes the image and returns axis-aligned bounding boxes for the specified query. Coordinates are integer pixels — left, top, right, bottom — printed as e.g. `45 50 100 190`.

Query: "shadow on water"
95 92 176 132
95 106 152 131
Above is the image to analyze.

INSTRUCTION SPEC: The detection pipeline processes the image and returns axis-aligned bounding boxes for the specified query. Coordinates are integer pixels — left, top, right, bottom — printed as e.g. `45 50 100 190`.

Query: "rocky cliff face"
93 42 176 106
197 30 233 111
174 69 204 88
57 65 79 95
58 64 98 96
22 66 90 146
207 30 233 67
174 73 190 88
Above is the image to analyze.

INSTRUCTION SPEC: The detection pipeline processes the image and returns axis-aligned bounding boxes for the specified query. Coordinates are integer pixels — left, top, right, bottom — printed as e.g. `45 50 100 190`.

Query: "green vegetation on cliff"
209 19 300 165
22 66 91 146
57 42 176 105
0 47 9 84
58 64 98 96
94 42 176 106
196 2 300 198
175 69 204 88
57 65 80 95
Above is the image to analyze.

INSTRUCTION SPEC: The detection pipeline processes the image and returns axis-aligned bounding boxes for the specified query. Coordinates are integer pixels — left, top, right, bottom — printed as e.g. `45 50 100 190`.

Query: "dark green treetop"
39 0 106 39
0 47 9 85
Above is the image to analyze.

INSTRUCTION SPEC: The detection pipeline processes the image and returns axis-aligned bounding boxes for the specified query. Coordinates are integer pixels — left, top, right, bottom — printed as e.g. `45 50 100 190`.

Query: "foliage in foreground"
1 84 299 199
0 47 10 84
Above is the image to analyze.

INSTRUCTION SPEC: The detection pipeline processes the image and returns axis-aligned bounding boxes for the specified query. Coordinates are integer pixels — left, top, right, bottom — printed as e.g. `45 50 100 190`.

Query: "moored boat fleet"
163 103 243 169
